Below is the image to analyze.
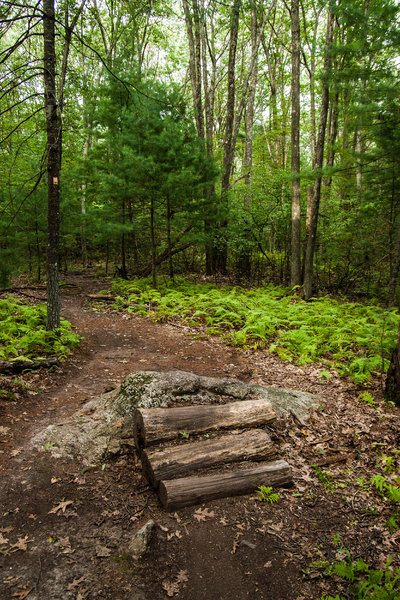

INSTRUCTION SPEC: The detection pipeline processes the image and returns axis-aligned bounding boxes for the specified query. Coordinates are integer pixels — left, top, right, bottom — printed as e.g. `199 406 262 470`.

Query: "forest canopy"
1 0 400 305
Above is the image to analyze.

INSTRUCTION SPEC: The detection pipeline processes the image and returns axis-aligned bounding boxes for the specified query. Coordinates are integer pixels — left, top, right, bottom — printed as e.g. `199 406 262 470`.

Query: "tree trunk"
182 0 204 138
43 0 61 331
237 7 258 279
290 0 301 288
213 0 242 274
388 174 400 307
385 321 400 406
303 10 334 300
150 198 157 287
81 134 89 268
166 197 174 279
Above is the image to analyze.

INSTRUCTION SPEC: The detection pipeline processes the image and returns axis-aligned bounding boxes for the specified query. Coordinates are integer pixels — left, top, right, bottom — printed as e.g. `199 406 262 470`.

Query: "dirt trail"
0 273 397 600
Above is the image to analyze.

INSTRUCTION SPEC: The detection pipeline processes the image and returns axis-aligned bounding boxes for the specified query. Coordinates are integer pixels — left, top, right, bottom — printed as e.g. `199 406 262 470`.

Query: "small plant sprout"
180 431 190 440
313 465 336 492
319 370 331 381
331 532 343 548
357 391 375 406
256 485 280 503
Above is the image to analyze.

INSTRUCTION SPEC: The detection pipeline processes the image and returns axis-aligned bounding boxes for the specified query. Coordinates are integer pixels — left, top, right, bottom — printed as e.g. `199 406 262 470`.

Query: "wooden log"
158 459 292 510
142 429 276 487
0 357 60 375
133 398 276 450
86 294 118 302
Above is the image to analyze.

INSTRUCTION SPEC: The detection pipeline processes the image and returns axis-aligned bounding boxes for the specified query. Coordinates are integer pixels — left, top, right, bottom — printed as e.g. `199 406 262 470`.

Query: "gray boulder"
32 370 321 464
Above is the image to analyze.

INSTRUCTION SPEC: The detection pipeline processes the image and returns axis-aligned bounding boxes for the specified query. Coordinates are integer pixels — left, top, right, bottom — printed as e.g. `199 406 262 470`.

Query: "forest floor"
0 272 399 600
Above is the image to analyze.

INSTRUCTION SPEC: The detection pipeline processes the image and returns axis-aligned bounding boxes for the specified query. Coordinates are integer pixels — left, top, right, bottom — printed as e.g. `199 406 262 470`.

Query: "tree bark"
211 0 241 274
133 398 276 450
142 429 276 487
237 7 259 279
159 459 292 510
290 0 301 288
43 0 60 331
303 10 334 300
182 0 204 138
385 321 400 406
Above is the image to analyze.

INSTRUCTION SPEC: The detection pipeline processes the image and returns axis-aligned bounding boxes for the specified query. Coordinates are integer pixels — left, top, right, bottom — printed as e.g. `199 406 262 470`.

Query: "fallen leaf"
67 576 85 590
0 426 10 435
176 570 188 583
194 508 215 522
159 524 169 532
264 561 272 568
162 580 180 597
112 418 124 429
167 530 182 541
0 533 9 545
219 516 228 526
10 536 33 552
51 477 60 484
11 449 22 457
11 586 33 599
28 514 37 520
48 500 73 514
95 544 111 558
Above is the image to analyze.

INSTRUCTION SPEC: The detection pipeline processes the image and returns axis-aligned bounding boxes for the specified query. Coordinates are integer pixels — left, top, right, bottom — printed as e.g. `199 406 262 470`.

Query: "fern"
0 297 80 360
105 278 399 384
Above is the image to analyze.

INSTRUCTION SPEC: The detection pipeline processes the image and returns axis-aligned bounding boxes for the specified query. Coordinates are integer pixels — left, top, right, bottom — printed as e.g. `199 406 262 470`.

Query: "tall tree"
290 0 301 287
303 8 335 300
43 0 60 330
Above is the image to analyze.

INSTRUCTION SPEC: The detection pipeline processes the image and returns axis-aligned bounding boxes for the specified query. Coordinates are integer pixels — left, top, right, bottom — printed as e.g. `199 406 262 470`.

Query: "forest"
2 0 400 304
2 3 400 599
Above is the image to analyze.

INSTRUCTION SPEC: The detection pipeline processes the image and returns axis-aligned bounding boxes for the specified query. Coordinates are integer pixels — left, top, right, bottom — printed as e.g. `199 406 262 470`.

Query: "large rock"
32 370 321 464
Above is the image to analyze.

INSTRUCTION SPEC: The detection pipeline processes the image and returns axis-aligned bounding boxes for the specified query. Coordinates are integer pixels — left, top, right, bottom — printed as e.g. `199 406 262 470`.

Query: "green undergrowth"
0 297 80 361
106 277 399 384
320 554 400 599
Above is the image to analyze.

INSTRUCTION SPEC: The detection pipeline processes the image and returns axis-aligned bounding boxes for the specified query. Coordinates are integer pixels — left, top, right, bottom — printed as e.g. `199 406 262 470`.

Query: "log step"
158 459 292 510
142 429 276 488
133 398 276 450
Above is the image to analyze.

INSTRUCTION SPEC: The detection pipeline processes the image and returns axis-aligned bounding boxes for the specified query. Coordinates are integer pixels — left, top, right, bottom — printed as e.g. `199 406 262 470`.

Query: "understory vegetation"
104 277 399 385
0 297 80 361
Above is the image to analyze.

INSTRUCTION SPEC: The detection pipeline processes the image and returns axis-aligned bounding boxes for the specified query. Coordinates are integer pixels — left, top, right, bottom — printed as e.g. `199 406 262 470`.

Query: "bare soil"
1 273 399 600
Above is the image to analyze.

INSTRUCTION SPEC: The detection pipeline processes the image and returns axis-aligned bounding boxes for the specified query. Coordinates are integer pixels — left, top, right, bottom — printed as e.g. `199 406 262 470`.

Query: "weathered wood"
158 459 292 510
0 358 60 375
313 453 350 467
142 429 276 487
133 398 276 449
86 294 118 302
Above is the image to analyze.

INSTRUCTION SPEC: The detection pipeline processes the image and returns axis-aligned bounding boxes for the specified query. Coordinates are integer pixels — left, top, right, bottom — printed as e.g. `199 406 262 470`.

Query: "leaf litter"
1 273 400 600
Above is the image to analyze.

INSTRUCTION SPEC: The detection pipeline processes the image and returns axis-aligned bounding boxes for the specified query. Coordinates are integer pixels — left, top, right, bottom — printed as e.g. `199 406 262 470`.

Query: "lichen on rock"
32 370 321 465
